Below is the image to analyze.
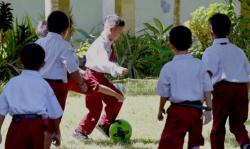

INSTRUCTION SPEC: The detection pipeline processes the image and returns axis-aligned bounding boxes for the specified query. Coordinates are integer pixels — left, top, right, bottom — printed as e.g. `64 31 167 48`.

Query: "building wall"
4 0 103 32
135 0 230 32
3 0 240 36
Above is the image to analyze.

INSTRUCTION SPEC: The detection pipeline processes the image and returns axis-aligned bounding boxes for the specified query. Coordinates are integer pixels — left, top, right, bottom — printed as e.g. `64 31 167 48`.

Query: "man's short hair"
209 13 231 38
47 11 69 34
169 25 192 51
104 14 125 28
20 43 45 70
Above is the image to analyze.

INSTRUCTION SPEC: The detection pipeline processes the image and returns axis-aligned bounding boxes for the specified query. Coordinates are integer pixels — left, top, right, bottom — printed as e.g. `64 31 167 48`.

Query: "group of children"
156 13 250 149
0 10 249 149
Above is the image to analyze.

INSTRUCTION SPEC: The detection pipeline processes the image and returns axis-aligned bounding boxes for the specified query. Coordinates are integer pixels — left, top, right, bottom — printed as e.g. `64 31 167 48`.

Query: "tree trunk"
115 0 135 35
173 0 180 26
45 0 69 19
240 0 250 30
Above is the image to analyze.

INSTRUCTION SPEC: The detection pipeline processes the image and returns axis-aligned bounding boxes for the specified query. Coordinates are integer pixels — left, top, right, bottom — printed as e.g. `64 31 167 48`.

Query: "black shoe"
72 131 89 141
242 144 250 149
96 123 109 137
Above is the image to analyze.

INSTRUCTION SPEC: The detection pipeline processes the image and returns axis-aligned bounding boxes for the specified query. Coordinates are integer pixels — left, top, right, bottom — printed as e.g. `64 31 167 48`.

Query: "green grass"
113 79 157 96
0 80 250 148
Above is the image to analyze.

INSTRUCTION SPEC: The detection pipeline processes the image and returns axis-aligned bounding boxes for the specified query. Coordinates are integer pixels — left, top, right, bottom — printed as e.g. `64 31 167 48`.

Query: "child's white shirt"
0 70 63 119
36 32 79 82
157 54 213 103
85 32 124 77
202 38 250 85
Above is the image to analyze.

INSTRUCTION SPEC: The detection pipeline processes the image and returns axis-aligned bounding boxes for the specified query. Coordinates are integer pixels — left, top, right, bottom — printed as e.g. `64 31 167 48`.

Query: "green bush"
185 0 250 58
115 18 173 78
0 16 38 81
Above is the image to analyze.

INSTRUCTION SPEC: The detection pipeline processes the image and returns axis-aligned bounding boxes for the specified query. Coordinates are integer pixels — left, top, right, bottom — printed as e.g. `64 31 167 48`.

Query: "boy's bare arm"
202 91 212 125
158 97 168 121
0 115 5 144
97 84 124 102
51 118 61 146
204 91 212 108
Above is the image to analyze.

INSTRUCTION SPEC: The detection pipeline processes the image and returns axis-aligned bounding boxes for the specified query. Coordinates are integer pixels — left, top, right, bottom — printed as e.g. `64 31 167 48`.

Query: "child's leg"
75 94 103 135
6 118 44 149
30 119 45 149
5 121 28 149
46 80 68 110
100 81 123 129
188 109 204 149
158 105 189 149
45 81 68 147
210 83 232 149
229 83 250 146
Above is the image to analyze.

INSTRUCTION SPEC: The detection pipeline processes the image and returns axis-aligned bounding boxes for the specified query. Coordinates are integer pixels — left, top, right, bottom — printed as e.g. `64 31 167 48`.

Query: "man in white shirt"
202 13 250 149
0 43 63 149
157 26 213 149
72 15 128 140
36 10 88 148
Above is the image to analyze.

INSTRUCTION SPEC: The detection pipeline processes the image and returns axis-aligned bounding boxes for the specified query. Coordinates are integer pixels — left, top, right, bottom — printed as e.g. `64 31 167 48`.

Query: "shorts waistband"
12 114 42 123
216 80 247 85
171 101 211 111
45 78 64 83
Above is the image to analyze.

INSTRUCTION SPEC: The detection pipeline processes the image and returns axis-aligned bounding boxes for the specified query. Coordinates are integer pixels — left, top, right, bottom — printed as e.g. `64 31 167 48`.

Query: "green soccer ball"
109 119 132 143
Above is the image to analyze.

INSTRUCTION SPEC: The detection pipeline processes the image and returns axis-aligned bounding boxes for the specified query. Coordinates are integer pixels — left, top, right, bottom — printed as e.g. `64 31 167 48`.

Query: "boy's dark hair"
169 25 192 51
20 43 45 70
209 13 231 38
47 10 69 34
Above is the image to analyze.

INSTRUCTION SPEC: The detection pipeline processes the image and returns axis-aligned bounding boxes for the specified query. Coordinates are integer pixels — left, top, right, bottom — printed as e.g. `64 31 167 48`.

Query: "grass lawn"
1 79 250 149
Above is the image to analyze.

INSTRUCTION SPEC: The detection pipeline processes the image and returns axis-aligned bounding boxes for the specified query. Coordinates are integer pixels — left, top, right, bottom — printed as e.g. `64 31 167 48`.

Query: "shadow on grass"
82 138 159 148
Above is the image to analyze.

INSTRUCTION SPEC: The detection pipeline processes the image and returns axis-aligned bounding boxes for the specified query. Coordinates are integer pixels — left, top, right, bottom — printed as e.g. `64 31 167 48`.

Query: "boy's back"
156 26 212 149
0 43 63 149
158 54 211 103
202 13 250 149
203 38 250 84
36 32 78 82
1 70 62 117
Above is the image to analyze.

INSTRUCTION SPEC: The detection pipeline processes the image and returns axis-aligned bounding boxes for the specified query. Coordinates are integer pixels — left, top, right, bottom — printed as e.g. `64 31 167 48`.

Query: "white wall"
71 0 103 34
3 0 44 24
4 0 103 40
135 0 228 32
2 0 240 37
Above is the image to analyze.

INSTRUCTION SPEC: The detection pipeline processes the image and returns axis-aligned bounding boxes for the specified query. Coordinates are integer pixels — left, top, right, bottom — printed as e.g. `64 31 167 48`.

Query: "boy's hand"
201 111 212 125
115 94 125 102
120 67 128 76
52 132 61 147
157 109 166 121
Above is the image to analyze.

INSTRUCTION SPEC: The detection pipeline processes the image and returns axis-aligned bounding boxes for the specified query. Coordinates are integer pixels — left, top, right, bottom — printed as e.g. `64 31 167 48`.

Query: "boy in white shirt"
0 43 63 149
36 11 88 147
157 26 213 149
202 13 250 149
70 15 128 140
